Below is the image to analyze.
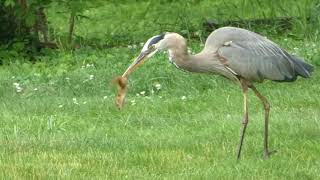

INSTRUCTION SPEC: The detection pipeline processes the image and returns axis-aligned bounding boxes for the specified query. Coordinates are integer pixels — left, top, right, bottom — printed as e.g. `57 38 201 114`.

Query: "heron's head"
122 32 185 77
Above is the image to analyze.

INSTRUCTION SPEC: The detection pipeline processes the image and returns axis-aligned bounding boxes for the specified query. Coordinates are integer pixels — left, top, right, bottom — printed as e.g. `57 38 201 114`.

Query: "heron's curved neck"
167 37 238 81
168 42 189 64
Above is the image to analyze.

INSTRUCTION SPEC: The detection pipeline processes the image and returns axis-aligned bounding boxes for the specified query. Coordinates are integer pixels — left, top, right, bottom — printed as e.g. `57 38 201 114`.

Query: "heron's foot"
264 149 277 159
241 115 248 124
236 150 241 160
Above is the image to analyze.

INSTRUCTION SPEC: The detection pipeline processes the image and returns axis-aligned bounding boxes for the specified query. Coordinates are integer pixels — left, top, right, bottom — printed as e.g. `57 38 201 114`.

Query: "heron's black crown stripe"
147 33 165 48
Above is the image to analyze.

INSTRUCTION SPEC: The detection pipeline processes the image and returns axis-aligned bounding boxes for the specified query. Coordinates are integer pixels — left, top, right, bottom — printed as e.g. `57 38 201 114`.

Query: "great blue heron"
120 27 314 159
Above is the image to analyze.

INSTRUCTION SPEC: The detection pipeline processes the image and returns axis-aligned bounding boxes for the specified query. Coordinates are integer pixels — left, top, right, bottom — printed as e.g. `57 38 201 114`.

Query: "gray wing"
217 37 296 82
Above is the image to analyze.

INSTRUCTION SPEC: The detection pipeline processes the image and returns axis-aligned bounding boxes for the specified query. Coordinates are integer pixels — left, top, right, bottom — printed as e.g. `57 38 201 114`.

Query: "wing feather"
218 37 296 82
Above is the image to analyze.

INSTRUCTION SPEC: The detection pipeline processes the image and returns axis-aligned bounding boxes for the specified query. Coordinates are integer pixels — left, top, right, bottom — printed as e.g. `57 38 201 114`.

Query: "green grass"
0 37 319 179
47 0 320 47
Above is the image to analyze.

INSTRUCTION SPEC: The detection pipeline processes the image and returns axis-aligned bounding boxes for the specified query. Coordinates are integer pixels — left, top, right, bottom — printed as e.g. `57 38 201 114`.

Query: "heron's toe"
264 149 277 159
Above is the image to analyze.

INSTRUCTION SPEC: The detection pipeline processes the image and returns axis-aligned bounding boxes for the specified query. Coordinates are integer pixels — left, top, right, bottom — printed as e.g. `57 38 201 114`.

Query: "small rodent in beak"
113 76 128 110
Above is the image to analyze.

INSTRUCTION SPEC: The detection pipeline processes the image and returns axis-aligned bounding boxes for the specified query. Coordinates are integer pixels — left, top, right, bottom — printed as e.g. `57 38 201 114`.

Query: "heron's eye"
149 44 156 50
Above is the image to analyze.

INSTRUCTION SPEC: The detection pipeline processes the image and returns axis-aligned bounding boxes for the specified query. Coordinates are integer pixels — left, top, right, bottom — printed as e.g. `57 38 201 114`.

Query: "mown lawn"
0 39 319 179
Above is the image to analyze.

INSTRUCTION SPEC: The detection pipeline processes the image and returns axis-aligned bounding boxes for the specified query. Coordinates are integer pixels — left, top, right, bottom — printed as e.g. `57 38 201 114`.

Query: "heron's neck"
168 43 189 66
169 45 239 81
168 44 203 72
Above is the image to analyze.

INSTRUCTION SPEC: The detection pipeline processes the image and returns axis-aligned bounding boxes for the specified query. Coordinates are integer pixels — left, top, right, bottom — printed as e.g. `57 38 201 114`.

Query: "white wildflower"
16 86 23 93
130 99 136 105
155 83 161 90
83 101 87 105
86 64 94 68
194 31 201 36
136 93 140 97
58 104 64 108
33 88 38 91
127 45 133 49
73 98 79 105
65 77 70 81
89 75 94 80
103 96 108 99
140 91 145 95
13 83 23 93
181 96 187 100
293 47 299 51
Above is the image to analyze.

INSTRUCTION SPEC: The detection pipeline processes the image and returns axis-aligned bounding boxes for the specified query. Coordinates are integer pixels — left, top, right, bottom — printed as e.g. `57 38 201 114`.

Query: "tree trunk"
35 7 49 43
68 12 76 45
17 0 30 35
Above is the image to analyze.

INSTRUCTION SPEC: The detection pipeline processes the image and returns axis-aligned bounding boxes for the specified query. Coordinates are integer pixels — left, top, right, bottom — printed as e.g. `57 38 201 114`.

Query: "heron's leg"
237 80 249 160
250 85 270 158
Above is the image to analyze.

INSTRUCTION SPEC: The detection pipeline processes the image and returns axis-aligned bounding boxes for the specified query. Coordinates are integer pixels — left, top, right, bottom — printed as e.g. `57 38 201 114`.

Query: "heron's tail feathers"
291 55 314 78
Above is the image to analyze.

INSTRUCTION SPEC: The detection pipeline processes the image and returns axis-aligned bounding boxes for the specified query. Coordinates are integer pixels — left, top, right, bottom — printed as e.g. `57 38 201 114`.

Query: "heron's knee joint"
264 103 270 111
242 121 248 125
242 116 248 124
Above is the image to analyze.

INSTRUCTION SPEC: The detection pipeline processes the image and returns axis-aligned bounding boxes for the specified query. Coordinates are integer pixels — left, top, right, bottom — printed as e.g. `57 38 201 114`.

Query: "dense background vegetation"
0 0 319 179
1 0 320 61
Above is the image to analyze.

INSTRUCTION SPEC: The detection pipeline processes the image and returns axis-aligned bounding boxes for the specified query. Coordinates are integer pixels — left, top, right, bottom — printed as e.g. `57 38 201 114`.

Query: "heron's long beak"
121 46 156 78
